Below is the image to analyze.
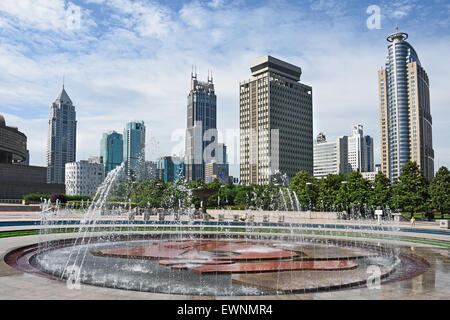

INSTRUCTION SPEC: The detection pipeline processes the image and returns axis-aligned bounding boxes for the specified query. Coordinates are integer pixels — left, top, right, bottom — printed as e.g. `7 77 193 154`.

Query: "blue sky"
0 0 449 178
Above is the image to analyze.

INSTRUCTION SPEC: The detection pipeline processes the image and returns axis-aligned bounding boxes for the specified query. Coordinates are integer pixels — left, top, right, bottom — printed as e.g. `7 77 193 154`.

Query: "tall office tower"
185 71 217 182
240 55 313 185
123 121 146 180
100 131 123 176
47 85 77 184
313 132 349 179
347 125 374 173
378 29 434 181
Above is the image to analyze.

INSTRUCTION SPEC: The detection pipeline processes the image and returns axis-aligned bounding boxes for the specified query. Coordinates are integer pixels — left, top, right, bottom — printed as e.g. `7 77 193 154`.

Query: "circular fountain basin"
5 233 430 296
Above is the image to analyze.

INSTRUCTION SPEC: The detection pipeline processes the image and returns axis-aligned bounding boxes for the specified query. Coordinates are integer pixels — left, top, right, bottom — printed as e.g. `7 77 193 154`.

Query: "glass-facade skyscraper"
157 156 185 182
100 130 123 176
185 72 217 182
123 121 146 180
378 30 434 181
47 86 77 184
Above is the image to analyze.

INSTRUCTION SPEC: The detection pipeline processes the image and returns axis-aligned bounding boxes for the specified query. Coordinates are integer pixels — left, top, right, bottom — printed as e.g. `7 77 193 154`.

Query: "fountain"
191 187 218 217
3 164 432 297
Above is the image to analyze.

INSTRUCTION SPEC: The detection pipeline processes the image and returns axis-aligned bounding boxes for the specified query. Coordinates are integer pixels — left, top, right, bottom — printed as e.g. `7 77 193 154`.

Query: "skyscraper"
185 71 217 181
347 125 374 173
47 86 77 184
205 143 229 183
100 130 123 176
240 55 313 185
157 156 185 182
123 121 145 180
378 29 434 181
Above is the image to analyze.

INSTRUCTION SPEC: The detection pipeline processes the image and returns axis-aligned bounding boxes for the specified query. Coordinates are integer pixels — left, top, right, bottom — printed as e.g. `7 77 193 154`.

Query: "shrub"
23 193 50 201
50 193 67 204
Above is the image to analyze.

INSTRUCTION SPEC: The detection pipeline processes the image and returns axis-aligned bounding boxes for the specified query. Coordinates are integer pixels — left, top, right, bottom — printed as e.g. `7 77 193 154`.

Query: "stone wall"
0 163 65 199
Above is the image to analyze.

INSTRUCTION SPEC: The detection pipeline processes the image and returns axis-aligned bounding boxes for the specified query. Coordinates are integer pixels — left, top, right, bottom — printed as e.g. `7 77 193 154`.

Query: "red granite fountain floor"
193 260 358 274
95 240 359 274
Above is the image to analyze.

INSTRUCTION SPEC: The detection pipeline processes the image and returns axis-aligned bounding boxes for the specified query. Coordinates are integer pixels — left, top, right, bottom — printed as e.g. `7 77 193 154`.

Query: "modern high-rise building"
347 125 374 173
123 121 146 180
313 133 349 179
378 29 434 181
65 158 104 196
185 72 217 182
144 161 158 181
47 86 77 184
240 55 313 185
100 130 123 176
205 143 229 183
157 156 185 182
313 125 374 179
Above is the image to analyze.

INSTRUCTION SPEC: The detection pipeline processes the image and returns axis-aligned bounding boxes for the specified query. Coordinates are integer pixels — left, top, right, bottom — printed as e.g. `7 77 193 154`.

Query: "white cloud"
0 0 86 32
0 0 448 176
107 0 174 37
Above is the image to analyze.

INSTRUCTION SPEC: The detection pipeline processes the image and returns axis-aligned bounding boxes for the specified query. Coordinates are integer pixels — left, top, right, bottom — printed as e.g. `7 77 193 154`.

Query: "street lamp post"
341 181 349 215
306 182 312 211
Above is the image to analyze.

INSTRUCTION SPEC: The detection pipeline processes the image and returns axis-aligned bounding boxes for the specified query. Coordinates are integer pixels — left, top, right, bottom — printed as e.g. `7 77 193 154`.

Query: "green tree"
234 185 251 207
391 161 429 217
335 172 372 216
369 172 392 210
290 170 317 210
429 166 450 215
129 179 166 208
316 174 345 211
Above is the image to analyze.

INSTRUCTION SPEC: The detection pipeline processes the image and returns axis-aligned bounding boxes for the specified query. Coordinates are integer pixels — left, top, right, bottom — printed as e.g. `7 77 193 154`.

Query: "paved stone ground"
0 211 449 300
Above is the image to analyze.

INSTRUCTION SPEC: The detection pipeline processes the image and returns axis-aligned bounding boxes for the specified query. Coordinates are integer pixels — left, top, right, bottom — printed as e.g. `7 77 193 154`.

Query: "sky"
0 0 449 178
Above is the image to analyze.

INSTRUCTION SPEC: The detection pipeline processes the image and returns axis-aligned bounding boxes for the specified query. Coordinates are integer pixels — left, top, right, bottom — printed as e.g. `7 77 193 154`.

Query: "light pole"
341 181 349 215
306 182 312 211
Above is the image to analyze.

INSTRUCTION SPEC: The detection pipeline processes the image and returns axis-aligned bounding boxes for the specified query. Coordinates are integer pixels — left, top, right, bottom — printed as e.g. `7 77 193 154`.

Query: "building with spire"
378 28 434 181
47 85 77 184
184 70 217 181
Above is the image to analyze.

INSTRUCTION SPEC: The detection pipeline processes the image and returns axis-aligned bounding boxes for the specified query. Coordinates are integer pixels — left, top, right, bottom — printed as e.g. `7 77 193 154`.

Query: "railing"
0 199 22 204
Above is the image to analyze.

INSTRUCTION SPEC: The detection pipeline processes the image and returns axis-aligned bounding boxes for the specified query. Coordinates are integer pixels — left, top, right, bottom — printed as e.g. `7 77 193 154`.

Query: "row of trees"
77 161 449 218
290 162 449 216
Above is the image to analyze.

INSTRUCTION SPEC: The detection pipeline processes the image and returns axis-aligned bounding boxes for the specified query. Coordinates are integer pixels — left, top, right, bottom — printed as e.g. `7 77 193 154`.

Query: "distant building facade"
205 143 229 183
239 55 313 185
47 86 77 184
123 121 146 180
313 125 374 179
0 114 64 199
0 114 27 164
100 130 123 176
347 125 374 173
144 161 158 181
157 156 184 182
313 133 349 178
65 158 104 196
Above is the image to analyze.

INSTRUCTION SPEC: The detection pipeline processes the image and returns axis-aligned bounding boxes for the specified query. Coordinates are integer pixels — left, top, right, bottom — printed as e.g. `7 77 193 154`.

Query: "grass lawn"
402 212 450 220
